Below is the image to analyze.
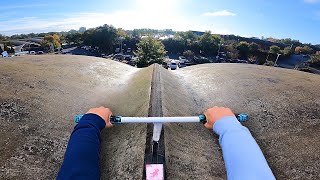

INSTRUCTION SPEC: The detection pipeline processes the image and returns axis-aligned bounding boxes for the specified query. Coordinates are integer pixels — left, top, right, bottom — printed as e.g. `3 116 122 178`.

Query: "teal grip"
199 113 249 124
237 113 249 122
73 115 122 124
74 115 83 123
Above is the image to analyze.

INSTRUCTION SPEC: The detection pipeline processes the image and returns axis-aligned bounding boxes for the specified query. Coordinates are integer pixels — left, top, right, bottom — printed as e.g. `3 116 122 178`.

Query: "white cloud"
0 10 232 35
202 10 236 17
304 0 320 3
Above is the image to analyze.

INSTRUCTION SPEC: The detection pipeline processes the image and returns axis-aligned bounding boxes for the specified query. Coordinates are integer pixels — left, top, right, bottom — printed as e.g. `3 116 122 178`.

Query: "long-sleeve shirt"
214 116 275 180
57 114 105 180
57 114 275 180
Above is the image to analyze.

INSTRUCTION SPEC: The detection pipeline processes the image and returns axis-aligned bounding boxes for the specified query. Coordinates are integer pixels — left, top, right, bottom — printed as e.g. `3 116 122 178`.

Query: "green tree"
199 31 221 55
66 32 83 44
249 42 259 53
162 38 184 53
183 50 194 60
225 43 239 59
134 36 167 68
3 43 14 53
237 41 250 57
82 24 118 52
269 45 281 54
281 46 293 56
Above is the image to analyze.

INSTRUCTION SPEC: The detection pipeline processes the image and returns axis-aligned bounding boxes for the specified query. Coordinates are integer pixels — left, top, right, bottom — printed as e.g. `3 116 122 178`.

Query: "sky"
0 0 319 44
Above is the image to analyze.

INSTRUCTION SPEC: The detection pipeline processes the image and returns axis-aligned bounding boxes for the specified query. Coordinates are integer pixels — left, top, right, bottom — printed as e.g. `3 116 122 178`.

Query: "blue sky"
0 0 319 44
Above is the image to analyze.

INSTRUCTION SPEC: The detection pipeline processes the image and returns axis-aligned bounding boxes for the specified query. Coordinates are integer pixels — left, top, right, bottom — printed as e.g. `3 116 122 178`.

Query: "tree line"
1 24 319 67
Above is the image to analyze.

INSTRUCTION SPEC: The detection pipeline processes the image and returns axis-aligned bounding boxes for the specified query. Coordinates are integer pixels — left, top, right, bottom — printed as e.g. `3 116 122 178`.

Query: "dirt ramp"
160 66 226 179
100 66 153 180
174 63 320 179
0 55 151 179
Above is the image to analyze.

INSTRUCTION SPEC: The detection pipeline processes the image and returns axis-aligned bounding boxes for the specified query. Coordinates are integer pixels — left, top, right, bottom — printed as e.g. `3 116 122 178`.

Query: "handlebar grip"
199 113 249 124
74 115 122 124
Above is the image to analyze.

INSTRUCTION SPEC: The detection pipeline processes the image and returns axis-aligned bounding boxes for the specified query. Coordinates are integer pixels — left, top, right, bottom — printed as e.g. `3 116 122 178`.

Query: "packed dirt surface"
0 55 150 179
164 64 320 179
0 56 319 179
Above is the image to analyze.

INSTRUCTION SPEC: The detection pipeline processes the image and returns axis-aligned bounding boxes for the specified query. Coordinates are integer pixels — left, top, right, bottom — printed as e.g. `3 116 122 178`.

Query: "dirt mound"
0 55 151 179
163 63 320 179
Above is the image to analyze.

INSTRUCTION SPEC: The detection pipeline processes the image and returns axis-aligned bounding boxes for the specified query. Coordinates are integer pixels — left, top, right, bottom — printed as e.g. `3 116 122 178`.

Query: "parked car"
30 51 36 55
179 62 187 68
124 55 132 61
113 54 124 60
127 48 132 53
37 51 44 54
170 61 178 70
179 56 187 63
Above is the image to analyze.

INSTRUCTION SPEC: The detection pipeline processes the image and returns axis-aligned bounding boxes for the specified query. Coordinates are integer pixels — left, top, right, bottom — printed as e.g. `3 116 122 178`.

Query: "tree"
249 42 259 53
42 34 61 50
3 43 14 53
175 31 198 42
162 38 184 54
269 45 281 54
183 50 194 60
66 32 83 44
295 46 313 54
117 28 127 38
199 31 221 55
134 36 167 68
0 34 6 41
281 46 293 56
309 54 320 65
225 44 239 59
82 24 118 53
237 41 250 57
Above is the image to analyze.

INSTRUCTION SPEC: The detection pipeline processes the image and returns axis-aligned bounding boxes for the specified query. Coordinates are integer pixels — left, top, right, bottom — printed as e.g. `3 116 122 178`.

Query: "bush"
183 50 194 59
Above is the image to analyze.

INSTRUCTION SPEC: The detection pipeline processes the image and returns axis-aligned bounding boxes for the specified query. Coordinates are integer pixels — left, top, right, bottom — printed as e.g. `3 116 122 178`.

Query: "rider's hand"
204 106 235 129
86 106 114 128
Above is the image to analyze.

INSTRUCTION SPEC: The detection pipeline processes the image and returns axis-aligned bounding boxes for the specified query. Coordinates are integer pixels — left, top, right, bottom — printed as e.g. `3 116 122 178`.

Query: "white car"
30 51 36 55
170 61 177 70
179 56 186 62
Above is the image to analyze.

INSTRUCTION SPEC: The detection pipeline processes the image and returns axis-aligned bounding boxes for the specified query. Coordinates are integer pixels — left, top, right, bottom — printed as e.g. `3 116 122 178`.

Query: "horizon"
1 0 320 44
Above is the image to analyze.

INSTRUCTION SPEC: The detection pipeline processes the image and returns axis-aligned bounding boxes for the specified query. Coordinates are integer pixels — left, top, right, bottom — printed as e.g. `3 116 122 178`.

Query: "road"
61 46 99 56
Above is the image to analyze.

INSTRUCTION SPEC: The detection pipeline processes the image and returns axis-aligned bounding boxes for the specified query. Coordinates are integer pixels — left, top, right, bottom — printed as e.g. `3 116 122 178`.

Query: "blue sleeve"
57 114 106 180
213 116 275 180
